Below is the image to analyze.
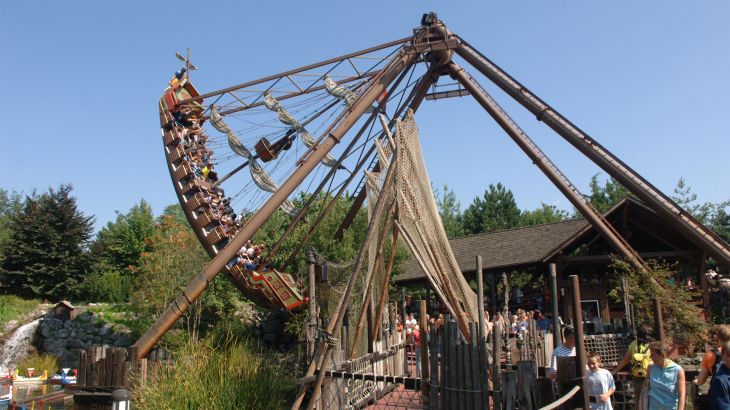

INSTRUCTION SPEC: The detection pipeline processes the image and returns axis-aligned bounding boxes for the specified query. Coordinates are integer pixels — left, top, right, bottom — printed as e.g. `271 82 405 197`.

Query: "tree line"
436 176 730 243
0 175 727 308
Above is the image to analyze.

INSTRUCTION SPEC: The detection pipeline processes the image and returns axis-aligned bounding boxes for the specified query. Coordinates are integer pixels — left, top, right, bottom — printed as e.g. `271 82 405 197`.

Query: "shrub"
79 270 132 303
133 336 293 409
607 259 707 349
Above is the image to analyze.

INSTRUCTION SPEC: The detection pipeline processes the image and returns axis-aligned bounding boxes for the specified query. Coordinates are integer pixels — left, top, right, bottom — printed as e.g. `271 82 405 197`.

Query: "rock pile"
37 311 130 368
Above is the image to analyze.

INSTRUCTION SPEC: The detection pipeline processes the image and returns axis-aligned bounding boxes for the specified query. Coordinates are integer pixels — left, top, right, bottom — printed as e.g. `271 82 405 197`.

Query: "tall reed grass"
133 336 294 409
17 353 58 377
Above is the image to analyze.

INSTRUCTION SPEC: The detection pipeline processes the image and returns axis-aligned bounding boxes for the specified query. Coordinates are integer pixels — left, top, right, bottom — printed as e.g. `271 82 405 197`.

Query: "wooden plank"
98 358 107 387
91 361 99 387
106 349 114 386
112 348 126 387
419 300 430 399
441 319 450 410
503 370 517 410
122 361 132 388
139 358 148 385
448 319 458 410
469 322 482 410
86 346 96 363
429 327 439 409
78 350 87 386
454 321 466 410
517 360 537 410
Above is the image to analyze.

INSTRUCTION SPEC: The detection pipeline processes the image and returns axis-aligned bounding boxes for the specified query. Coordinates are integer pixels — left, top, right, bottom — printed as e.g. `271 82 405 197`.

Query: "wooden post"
477 256 486 341
447 318 457 410
454 331 471 410
549 263 562 347
653 297 665 342
429 326 439 408
419 300 430 404
477 257 490 408
493 317 502 410
490 271 498 320
77 350 87 386
570 275 590 410
469 321 482 410
698 253 710 319
402 292 408 375
307 250 317 360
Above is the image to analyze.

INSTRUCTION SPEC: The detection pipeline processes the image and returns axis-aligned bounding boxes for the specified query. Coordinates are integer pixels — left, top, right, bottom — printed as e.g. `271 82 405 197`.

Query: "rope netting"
392 110 479 324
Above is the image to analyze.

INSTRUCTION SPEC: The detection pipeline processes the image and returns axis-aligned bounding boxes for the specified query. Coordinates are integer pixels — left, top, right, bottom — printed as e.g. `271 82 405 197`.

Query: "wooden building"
54 300 76 321
395 197 714 332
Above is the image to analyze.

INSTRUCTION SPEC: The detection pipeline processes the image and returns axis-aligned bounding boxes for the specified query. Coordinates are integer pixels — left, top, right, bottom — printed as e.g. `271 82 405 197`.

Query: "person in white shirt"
586 351 616 410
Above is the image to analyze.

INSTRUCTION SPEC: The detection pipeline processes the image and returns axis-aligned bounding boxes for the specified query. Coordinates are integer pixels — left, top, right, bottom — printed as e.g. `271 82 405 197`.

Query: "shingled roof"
395 218 588 284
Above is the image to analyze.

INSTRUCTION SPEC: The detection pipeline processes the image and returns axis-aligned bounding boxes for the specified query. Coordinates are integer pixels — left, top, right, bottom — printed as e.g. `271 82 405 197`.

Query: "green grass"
17 353 58 377
0 295 39 330
133 336 294 409
84 304 142 335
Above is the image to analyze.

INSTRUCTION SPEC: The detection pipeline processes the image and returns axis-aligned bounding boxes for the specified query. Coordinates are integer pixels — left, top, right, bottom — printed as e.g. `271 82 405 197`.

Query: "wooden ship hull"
158 80 305 310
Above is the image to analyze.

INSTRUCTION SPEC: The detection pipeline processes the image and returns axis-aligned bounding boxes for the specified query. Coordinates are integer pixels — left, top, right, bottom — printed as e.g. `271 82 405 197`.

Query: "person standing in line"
646 341 686 410
696 325 730 386
586 352 616 410
613 326 653 404
549 326 576 380
413 324 422 377
708 340 730 410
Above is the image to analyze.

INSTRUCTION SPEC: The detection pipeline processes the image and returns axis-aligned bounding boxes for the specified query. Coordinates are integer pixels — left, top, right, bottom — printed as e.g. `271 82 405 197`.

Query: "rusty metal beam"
450 62 648 273
181 37 411 103
133 43 416 359
216 71 379 117
456 38 730 269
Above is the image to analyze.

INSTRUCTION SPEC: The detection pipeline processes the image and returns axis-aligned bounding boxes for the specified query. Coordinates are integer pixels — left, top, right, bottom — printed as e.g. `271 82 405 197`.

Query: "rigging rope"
262 92 340 168
209 106 297 216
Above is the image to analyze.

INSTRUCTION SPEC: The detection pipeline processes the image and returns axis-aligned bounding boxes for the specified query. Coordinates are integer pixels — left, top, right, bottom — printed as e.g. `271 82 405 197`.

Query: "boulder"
98 324 111 337
67 339 85 349
55 328 70 339
46 318 64 330
113 335 130 347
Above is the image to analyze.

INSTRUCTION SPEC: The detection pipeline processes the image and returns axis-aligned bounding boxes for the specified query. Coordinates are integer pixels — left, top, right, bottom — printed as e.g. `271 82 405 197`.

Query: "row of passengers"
177 123 218 182
168 95 265 273
226 240 267 272
170 106 241 242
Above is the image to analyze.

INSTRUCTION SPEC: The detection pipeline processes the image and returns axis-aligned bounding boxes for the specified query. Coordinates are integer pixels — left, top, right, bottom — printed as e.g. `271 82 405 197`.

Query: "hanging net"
391 110 479 324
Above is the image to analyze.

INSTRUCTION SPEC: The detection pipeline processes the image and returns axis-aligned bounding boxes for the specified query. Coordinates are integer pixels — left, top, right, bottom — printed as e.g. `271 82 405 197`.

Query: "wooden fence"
76 346 169 388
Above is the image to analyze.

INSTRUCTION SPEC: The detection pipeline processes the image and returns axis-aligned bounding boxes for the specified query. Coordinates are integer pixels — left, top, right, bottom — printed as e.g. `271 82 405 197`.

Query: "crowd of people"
397 303 729 410
548 324 730 410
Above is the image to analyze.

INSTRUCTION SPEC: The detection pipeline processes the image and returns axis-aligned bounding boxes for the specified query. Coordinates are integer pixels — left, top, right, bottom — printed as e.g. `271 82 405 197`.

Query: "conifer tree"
0 185 94 299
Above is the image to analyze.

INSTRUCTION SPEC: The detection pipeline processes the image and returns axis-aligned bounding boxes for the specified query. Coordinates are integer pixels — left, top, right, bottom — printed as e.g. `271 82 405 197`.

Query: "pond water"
1 382 72 409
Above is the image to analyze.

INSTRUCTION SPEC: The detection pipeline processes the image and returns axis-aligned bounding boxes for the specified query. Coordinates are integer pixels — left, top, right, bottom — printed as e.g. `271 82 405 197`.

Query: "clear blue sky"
2 1 728 231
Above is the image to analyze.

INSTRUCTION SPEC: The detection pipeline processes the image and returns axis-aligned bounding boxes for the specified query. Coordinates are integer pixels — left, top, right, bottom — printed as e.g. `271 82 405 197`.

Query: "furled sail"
324 76 358 107
262 92 339 168
209 107 296 216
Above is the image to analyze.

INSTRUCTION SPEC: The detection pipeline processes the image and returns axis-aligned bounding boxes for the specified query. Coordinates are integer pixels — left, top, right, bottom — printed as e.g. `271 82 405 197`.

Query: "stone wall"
37 310 130 368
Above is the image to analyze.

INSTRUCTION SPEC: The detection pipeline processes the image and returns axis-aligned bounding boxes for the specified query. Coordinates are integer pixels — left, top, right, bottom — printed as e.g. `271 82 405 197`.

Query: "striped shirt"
550 344 576 374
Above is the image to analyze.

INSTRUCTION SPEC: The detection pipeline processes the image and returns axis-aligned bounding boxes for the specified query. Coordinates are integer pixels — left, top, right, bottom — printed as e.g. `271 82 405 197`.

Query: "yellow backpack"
631 343 651 378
